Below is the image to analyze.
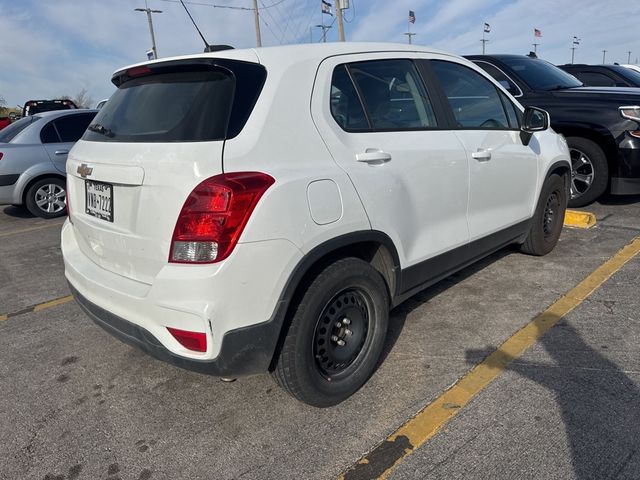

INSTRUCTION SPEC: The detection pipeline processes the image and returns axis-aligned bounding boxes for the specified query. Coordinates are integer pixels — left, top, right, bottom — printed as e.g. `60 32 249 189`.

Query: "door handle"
471 149 491 161
356 149 392 164
54 150 69 155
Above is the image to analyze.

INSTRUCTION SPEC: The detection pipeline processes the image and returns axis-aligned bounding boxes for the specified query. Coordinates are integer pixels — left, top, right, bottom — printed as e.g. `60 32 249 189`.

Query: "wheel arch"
553 126 617 174
21 172 67 205
268 230 401 369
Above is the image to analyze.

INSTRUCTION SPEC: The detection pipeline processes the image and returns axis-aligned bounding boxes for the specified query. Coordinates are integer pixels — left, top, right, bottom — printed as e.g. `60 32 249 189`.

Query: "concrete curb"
564 209 597 229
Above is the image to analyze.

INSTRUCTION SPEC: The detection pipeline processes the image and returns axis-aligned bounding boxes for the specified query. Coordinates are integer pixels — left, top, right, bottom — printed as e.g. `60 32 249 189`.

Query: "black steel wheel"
272 257 389 407
521 173 567 256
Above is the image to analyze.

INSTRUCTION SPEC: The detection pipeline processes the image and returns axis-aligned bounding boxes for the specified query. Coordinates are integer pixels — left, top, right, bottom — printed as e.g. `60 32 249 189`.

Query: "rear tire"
25 177 67 219
521 174 567 256
567 137 608 207
272 258 389 407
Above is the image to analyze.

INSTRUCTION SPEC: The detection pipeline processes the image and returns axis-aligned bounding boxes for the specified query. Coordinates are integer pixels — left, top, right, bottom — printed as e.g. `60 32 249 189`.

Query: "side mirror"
520 107 550 146
522 106 550 132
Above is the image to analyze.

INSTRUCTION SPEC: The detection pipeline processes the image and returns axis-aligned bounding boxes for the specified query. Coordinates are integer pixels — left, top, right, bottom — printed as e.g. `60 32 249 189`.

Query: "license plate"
85 180 113 222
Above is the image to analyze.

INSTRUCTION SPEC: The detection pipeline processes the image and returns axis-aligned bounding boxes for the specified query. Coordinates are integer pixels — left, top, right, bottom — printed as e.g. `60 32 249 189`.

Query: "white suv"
62 43 570 407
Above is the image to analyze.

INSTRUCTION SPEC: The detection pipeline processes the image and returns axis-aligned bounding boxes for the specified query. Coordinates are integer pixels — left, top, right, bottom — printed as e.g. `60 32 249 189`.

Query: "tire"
566 137 608 207
272 257 389 407
25 177 67 219
521 173 567 256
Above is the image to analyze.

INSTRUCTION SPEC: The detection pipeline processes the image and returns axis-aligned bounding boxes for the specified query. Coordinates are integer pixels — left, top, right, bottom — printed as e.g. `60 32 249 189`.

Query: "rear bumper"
62 220 303 377
612 138 640 195
69 282 286 377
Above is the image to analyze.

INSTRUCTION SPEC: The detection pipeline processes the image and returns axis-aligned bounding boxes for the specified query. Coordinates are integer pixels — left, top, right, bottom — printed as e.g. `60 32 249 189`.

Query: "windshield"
500 57 583 91
83 70 234 143
0 115 38 143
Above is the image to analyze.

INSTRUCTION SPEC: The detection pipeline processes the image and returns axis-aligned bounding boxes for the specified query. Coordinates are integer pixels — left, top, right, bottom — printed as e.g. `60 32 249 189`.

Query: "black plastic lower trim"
0 174 19 187
69 283 284 377
610 177 640 195
395 220 530 306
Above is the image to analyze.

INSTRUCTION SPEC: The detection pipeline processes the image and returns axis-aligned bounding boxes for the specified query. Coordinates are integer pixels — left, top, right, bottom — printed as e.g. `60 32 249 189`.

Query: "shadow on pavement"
597 193 640 206
468 317 640 479
2 205 35 218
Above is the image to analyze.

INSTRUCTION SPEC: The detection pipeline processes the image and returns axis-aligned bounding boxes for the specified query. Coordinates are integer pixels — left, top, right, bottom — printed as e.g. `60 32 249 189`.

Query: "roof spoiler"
204 44 234 52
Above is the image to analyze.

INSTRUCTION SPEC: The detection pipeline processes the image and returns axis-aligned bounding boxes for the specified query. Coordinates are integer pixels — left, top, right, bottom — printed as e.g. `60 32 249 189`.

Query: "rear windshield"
83 70 235 143
500 57 583 91
0 115 38 143
610 65 640 86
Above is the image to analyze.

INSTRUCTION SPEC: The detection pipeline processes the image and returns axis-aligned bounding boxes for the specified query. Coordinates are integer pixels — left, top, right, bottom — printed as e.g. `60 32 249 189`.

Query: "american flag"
408 10 416 24
534 28 542 38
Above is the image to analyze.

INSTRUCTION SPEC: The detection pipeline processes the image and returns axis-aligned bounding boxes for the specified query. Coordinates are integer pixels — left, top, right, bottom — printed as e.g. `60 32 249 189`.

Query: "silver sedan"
0 109 97 218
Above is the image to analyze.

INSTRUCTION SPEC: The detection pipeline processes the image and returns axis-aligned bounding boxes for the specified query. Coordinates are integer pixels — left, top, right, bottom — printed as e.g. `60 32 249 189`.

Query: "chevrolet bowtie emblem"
77 164 93 178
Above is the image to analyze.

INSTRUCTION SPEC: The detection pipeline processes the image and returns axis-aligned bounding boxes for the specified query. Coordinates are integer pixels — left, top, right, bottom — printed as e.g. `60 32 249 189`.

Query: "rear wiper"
87 123 115 137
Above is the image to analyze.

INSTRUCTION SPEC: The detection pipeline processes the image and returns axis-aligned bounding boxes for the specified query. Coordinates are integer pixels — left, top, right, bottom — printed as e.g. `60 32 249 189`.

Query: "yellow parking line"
0 221 65 238
0 295 74 322
340 235 640 480
564 209 597 229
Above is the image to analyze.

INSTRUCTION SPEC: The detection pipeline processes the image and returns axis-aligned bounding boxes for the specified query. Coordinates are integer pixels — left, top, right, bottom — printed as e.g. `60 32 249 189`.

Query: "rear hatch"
67 57 266 284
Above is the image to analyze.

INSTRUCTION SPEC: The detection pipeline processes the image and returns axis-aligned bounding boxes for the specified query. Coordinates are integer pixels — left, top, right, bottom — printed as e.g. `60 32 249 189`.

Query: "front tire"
25 177 67 219
272 258 389 407
521 173 567 256
567 137 608 207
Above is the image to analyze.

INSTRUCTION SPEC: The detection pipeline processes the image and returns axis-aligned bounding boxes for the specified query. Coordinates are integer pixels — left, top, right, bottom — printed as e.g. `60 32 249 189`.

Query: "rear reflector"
0 152 3 161
169 172 275 264
167 327 207 352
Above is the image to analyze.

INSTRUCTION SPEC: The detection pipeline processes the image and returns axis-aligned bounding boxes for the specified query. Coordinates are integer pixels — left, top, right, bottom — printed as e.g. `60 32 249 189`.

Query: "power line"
259 0 287 43
157 0 286 10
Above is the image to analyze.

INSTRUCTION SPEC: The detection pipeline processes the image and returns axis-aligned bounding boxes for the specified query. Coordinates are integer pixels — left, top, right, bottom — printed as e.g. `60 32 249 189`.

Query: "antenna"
178 0 213 52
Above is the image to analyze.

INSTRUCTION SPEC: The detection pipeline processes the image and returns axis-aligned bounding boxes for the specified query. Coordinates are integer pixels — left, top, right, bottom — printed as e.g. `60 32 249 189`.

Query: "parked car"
622 64 640 75
0 117 10 130
467 54 640 206
22 99 78 117
0 109 97 218
557 64 640 88
62 43 570 406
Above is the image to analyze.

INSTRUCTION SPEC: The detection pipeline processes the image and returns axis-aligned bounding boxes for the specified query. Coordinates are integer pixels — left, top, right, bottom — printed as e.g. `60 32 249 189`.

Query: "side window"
53 113 96 142
349 59 438 130
40 122 60 144
499 92 522 129
575 71 616 87
431 60 510 130
474 61 522 97
330 65 369 131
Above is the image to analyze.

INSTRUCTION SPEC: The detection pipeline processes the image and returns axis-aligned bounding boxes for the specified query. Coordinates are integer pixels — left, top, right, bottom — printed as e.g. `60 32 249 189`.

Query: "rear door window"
54 113 96 142
330 65 370 131
574 71 617 87
349 59 438 130
40 123 60 144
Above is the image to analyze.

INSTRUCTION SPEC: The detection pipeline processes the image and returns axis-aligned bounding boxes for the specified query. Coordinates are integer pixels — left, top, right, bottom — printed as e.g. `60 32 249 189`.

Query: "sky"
1 0 639 109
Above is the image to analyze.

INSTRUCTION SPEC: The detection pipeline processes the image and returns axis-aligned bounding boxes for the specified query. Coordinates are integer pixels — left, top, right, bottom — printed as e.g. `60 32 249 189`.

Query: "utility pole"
315 24 332 43
602 50 607 64
335 0 345 41
628 51 632 63
532 43 539 54
252 0 262 47
571 36 580 64
481 37 488 54
135 1 162 60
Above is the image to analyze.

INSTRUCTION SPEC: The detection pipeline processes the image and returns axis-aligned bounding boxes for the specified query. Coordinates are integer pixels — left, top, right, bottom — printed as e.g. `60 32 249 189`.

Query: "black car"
558 64 640 88
467 54 640 206
22 99 78 117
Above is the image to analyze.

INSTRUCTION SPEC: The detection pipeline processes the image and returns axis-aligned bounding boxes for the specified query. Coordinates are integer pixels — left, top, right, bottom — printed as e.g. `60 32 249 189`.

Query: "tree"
0 95 6 115
58 88 94 109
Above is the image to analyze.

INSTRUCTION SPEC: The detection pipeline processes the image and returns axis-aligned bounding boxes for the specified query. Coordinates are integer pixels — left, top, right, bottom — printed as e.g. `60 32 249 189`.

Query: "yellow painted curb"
564 209 596 229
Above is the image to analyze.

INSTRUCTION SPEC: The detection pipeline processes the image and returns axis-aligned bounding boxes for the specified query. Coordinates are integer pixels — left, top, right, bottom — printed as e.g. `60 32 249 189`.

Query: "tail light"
167 327 207 352
0 152 3 161
169 172 275 264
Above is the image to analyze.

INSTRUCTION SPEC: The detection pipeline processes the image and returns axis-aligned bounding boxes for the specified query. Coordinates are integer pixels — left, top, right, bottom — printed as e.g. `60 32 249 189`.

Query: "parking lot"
1 197 639 480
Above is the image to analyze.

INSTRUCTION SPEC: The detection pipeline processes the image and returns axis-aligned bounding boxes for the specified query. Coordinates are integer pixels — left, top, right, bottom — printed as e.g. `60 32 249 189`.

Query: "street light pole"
335 0 345 41
602 50 607 64
135 2 162 59
628 51 633 63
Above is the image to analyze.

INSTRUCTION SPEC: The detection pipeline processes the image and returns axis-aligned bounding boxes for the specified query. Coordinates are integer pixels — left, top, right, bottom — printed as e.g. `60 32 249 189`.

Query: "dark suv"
558 64 640 88
467 54 640 206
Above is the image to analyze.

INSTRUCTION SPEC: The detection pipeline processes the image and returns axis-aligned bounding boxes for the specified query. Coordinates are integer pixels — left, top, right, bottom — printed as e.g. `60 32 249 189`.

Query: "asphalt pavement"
1 196 639 480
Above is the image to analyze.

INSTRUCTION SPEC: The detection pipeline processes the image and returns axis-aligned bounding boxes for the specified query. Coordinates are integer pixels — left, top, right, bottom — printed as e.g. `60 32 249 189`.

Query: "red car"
0 117 11 130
